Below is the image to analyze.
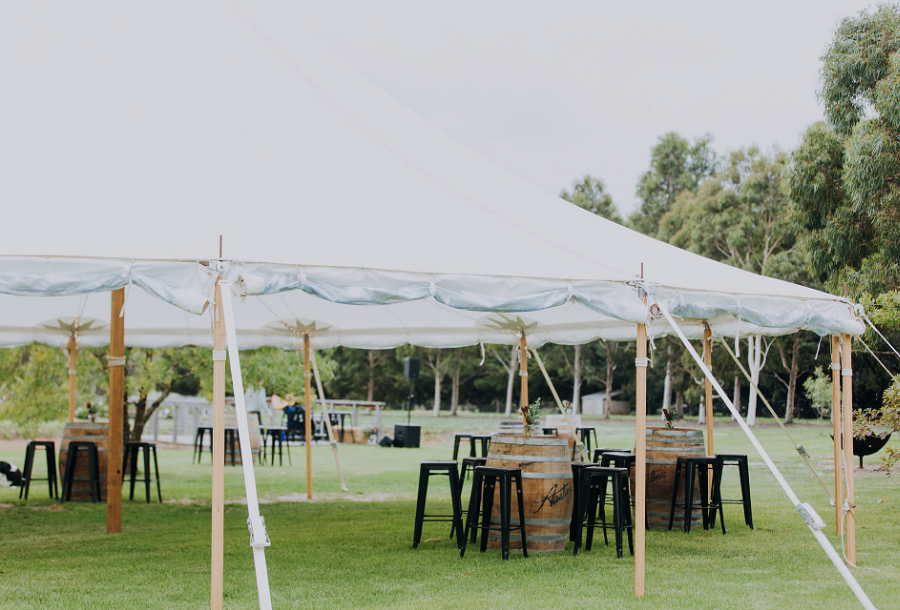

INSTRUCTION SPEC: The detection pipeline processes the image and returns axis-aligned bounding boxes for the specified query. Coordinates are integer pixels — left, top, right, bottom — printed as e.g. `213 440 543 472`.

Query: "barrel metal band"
212 350 227 361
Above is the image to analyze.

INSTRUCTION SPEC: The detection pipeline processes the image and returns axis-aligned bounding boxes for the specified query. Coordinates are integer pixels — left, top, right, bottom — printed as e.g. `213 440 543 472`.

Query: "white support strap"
107 356 126 367
212 350 227 361
657 304 877 610
842 368 853 377
830 363 842 371
634 357 650 368
218 281 273 610
68 369 76 376
519 370 528 377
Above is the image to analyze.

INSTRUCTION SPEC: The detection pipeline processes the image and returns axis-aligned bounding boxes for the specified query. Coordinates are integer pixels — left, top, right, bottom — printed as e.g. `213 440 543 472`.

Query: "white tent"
0 2 874 610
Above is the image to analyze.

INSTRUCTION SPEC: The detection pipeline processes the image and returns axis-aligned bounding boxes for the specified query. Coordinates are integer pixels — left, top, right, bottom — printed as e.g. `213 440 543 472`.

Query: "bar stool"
193 426 212 464
19 440 58 500
570 462 592 542
61 441 100 503
223 428 238 465
452 433 473 460
264 427 291 466
668 456 725 534
575 427 598 454
452 456 487 540
713 453 753 529
122 441 162 503
573 466 633 558
460 466 528 560
412 461 465 550
592 447 628 463
471 434 492 457
541 427 559 437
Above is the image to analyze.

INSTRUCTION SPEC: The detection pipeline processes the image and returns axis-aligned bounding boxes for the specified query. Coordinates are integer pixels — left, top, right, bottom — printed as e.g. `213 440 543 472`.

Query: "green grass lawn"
0 415 898 609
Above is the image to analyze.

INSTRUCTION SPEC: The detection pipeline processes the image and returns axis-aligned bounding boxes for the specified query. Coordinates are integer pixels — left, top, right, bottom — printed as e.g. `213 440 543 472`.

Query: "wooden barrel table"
644 427 704 530
59 421 108 501
485 435 573 553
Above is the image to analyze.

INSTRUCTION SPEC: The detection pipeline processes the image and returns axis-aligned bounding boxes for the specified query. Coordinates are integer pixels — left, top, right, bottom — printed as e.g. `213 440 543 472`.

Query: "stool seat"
20 441 58 500
541 427 559 437
413 461 464 550
669 456 725 534
592 447 629 463
122 442 161 503
61 441 100 503
713 453 753 529
460 466 528 560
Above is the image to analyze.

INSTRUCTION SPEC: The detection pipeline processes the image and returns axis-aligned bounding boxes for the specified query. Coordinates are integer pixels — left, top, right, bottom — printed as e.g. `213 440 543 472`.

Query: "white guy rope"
658 305 877 610
530 347 588 462
219 282 273 610
310 347 349 491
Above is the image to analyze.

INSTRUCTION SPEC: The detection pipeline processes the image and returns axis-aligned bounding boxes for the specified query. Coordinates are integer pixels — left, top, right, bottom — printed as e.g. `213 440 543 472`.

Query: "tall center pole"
634 292 647 598
304 335 313 500
841 334 856 564
211 281 226 610
519 334 528 427
832 336 843 536
703 328 714 456
107 288 125 534
67 336 77 423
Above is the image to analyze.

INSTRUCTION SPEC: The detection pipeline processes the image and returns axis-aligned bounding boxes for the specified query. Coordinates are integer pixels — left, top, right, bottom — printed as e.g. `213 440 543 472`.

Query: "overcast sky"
302 1 878 216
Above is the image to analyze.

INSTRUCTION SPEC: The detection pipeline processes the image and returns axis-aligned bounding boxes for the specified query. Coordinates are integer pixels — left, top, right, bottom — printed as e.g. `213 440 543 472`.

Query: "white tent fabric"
0 0 863 349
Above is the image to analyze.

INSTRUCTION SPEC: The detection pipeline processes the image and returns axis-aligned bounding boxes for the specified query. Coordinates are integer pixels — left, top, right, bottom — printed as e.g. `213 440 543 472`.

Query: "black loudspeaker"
378 435 394 448
393 424 421 448
404 357 420 380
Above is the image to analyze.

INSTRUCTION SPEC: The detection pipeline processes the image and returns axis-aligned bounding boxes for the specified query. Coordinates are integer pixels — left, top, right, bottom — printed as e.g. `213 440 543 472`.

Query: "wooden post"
211 281 226 610
832 336 843 536
703 327 714 456
634 296 647 598
841 334 856 564
107 288 124 534
520 334 528 427
67 335 77 423
305 335 313 500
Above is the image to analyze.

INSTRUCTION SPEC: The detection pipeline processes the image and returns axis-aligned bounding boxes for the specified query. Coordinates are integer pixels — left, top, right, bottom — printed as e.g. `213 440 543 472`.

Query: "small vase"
523 424 538 437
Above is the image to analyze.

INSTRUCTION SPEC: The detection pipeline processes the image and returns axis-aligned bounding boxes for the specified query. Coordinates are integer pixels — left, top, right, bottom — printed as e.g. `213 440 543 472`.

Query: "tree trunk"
661 344 672 421
431 350 443 417
504 346 516 418
733 374 741 421
785 332 801 424
675 391 684 419
450 365 460 416
572 344 582 415
366 350 377 402
604 342 615 419
747 336 761 426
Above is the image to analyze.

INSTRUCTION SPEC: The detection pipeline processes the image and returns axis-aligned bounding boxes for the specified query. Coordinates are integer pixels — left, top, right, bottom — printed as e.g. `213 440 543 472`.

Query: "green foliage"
631 132 717 237
802 367 833 421
560 174 622 223
855 375 900 468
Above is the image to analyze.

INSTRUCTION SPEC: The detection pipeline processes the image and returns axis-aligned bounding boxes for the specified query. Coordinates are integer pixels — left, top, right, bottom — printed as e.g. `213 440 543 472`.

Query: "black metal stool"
570 462 592 542
412 461 465 550
572 427 598 459
592 447 628 463
574 466 633 558
452 434 473 460
712 453 753 529
122 441 161 503
452 456 487 541
460 466 528 560
264 427 291 466
61 441 100 503
668 456 725 534
471 434 492 457
19 440 58 500
193 426 212 464
541 427 559 437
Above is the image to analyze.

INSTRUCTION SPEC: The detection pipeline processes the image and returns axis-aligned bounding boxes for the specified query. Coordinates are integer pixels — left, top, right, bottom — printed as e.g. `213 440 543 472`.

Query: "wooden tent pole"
519 334 528 427
832 336 843 536
211 281 226 610
634 295 647 598
703 327 714 456
67 335 77 423
304 335 313 500
107 289 125 534
841 334 856 564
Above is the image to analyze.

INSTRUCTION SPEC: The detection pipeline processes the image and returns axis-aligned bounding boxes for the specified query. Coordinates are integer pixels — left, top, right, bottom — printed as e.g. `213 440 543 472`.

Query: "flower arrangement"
362 425 379 443
520 398 543 436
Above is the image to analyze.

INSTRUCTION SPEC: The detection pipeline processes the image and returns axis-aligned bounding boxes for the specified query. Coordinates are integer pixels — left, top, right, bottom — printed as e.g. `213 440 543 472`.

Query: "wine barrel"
644 427 704 530
485 436 573 553
59 422 108 501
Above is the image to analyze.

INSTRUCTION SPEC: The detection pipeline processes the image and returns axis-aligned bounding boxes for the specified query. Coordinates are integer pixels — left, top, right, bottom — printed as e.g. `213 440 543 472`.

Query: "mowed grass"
0 415 898 610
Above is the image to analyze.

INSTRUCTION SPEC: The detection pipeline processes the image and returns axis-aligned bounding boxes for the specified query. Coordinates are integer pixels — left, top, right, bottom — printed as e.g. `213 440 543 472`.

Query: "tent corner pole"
305 335 313 500
841 334 856 564
106 288 124 535
634 300 647 598
520 335 528 427
67 335 77 423
703 327 714 456
211 281 226 610
832 336 843 536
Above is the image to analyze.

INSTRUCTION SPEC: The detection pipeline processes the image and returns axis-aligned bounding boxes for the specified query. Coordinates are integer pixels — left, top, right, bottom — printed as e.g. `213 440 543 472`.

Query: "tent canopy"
0 0 862 349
